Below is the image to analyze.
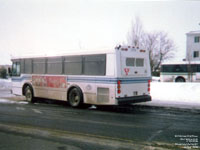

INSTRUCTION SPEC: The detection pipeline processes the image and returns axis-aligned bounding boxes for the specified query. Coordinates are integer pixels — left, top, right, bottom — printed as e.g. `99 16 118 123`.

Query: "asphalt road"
0 89 199 150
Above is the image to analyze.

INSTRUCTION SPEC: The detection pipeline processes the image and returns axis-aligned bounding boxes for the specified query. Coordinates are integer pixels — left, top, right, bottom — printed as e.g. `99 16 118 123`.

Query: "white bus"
160 61 200 82
11 46 151 108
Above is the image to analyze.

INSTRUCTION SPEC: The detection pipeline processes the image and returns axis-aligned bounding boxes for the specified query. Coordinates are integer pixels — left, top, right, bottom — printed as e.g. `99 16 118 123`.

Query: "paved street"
0 89 199 150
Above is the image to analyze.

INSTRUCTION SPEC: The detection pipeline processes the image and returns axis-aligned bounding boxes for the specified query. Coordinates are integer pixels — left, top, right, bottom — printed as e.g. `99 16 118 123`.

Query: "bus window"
33 58 46 74
161 65 173 72
126 58 135 66
136 58 144 67
24 59 32 74
175 65 187 72
64 56 82 75
12 61 21 76
83 54 106 76
197 65 200 72
47 57 62 74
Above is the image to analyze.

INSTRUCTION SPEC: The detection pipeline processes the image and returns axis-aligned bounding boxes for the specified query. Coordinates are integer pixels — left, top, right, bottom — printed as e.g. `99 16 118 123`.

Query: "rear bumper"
116 95 151 105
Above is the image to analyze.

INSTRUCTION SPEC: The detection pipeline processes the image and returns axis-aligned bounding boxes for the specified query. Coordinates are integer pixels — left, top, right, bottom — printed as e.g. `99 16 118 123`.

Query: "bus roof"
11 45 146 60
162 61 200 65
11 48 115 60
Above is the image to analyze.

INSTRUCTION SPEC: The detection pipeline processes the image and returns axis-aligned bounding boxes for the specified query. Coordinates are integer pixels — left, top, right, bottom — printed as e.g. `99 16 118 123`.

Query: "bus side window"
197 65 200 72
175 65 181 72
83 54 106 76
12 61 21 76
191 65 197 72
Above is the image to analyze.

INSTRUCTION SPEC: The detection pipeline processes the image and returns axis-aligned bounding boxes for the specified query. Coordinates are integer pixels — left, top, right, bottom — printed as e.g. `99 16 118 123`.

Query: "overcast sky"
0 0 200 65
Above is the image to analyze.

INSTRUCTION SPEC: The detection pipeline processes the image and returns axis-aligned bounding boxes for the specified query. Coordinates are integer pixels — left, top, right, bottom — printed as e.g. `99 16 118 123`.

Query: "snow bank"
151 82 200 102
0 99 28 104
149 82 200 109
152 76 160 82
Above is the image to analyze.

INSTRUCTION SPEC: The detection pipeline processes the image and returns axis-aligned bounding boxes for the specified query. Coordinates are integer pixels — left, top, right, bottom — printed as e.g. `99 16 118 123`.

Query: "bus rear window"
136 58 144 67
126 58 144 67
126 58 135 66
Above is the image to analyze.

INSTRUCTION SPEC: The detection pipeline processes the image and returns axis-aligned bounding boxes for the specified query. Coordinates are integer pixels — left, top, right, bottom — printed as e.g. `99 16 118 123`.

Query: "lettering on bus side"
32 76 67 88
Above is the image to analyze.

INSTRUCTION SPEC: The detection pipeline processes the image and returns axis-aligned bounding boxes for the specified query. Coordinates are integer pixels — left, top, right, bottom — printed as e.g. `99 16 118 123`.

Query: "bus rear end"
115 46 151 105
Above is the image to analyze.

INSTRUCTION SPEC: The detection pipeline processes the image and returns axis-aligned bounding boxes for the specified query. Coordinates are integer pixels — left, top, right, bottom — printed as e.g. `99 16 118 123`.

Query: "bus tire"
25 86 35 103
175 77 185 82
68 87 83 108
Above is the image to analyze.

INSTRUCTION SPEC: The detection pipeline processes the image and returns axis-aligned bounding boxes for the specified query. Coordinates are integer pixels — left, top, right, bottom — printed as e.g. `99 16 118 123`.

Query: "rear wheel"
175 77 185 82
68 88 83 108
25 86 35 103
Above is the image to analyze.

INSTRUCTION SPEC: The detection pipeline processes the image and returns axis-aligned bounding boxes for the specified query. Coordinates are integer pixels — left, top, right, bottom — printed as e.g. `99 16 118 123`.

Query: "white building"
186 31 200 61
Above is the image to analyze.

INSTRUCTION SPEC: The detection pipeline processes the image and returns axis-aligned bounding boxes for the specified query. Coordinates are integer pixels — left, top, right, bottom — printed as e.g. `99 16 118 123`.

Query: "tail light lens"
148 80 151 92
117 80 121 94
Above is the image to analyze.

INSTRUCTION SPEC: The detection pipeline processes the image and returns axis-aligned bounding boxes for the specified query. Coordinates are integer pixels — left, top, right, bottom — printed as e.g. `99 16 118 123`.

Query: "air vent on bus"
97 88 109 103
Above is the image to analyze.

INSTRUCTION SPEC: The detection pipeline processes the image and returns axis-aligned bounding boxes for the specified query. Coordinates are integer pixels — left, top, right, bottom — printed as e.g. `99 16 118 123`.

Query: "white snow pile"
0 99 28 104
0 78 11 90
152 76 160 82
148 82 200 110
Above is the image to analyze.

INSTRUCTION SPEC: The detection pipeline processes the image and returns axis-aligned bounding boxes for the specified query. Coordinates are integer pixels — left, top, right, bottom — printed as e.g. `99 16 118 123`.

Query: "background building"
186 31 200 61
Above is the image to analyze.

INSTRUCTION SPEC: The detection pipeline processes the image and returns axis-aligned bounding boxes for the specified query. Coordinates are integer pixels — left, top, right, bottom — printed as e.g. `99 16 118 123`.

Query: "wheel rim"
177 78 184 82
69 89 80 107
26 89 32 102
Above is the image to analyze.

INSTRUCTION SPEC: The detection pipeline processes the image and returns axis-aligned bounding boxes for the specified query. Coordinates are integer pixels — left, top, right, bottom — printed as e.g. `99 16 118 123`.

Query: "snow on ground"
152 76 160 82
142 82 200 110
0 99 28 104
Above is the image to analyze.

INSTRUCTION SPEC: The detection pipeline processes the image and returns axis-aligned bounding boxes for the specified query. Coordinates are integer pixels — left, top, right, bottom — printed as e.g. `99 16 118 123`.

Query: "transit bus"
160 61 200 82
11 46 151 107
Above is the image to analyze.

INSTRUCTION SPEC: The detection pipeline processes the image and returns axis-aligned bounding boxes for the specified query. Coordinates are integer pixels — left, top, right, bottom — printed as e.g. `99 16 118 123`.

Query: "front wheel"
68 88 83 108
175 77 185 82
25 86 35 103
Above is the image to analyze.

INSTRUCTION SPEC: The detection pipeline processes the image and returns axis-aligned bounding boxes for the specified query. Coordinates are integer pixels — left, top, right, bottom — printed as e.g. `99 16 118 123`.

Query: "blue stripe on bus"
12 75 151 84
67 77 151 84
11 76 31 81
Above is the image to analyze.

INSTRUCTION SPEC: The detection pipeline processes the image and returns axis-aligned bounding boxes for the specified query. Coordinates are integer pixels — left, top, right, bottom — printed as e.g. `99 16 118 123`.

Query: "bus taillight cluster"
117 80 121 94
148 80 151 92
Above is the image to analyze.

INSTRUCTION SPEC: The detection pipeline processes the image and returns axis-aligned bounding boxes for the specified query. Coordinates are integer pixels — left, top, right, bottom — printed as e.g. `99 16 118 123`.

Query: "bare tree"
152 32 175 73
144 32 159 73
126 17 176 75
127 17 145 48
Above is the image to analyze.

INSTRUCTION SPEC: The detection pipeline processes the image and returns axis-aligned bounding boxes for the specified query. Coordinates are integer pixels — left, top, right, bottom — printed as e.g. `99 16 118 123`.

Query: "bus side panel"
12 74 32 96
160 74 175 82
84 85 116 105
67 77 116 105
95 83 116 105
12 81 23 95
32 75 67 101
33 86 68 101
160 73 189 82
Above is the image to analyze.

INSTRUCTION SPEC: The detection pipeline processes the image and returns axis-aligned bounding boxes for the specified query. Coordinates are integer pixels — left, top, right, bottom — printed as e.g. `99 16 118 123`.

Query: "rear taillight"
117 80 121 94
140 50 146 52
148 80 151 92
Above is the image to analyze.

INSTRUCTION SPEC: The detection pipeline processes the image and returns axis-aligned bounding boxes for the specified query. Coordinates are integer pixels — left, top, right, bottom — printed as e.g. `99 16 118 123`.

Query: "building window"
194 36 200 43
193 51 199 58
